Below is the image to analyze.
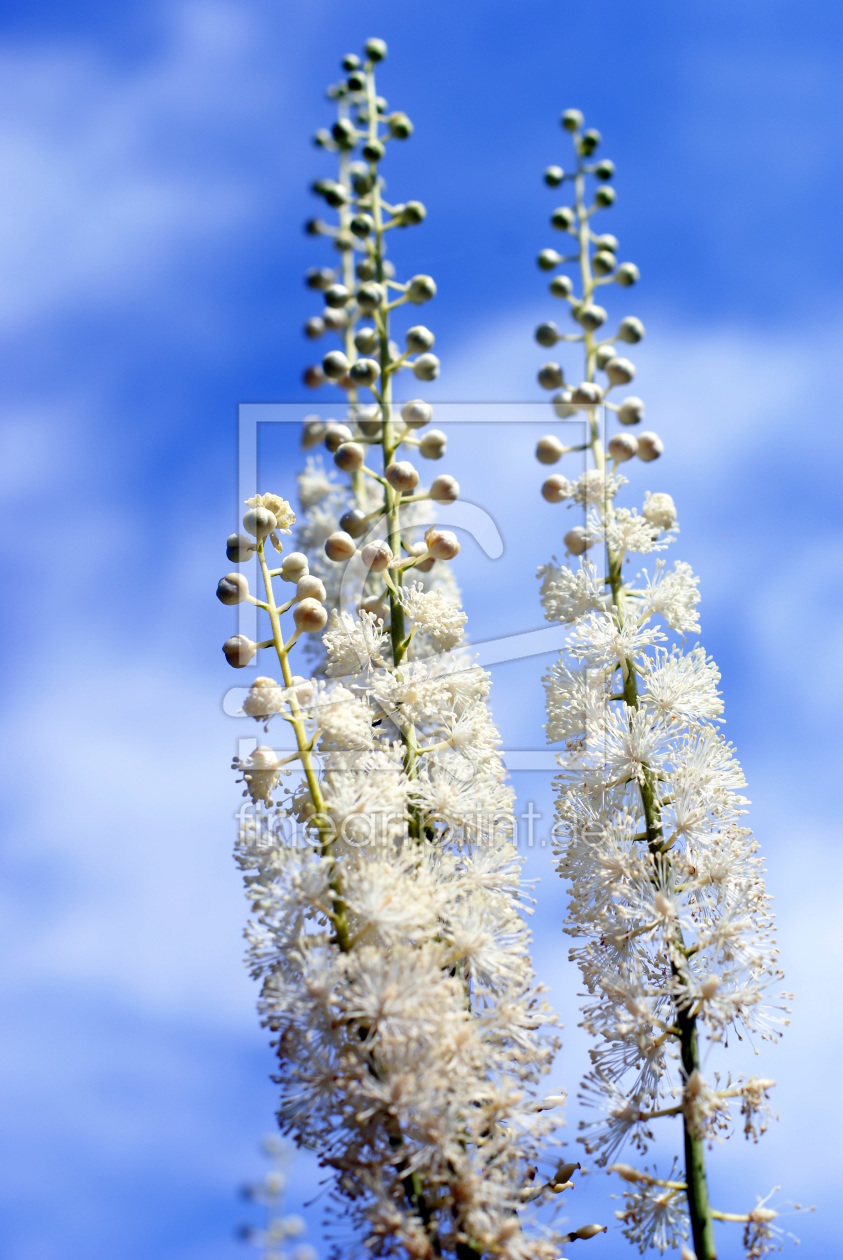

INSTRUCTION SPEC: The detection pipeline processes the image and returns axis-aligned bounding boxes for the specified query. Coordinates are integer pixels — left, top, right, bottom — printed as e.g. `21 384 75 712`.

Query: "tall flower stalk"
531 110 794 1260
219 44 606 1260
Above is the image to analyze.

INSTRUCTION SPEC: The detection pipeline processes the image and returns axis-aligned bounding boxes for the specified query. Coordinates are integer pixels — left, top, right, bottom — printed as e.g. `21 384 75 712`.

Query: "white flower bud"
535 321 560 347
595 344 616 370
643 491 676 528
356 282 384 312
322 350 350 380
304 316 324 339
538 362 564 390
280 552 309 582
223 634 256 667
301 418 325 448
325 531 357 562
385 461 420 492
412 352 440 381
608 433 638 462
605 356 636 385
618 316 645 344
305 266 335 291
217 572 249 605
617 396 644 426
354 326 378 354
616 262 640 286
296 575 326 603
429 474 459 503
593 249 616 275
571 382 603 405
572 1225 607 1240
339 508 368 538
595 159 615 179
243 506 277 539
541 475 568 503
564 526 591 555
594 232 619 252
324 422 354 451
579 128 601 155
334 441 365 472
226 533 254 563
365 37 387 62
538 248 562 271
637 431 664 462
549 275 573 298
552 389 577 418
350 213 374 238
406 325 434 352
407 275 436 304
360 540 393 571
401 399 432 428
544 165 565 186
574 303 607 331
324 282 350 308
349 358 380 386
388 111 412 139
293 598 328 634
322 307 348 331
561 108 584 131
595 185 615 207
536 435 565 464
424 528 460 560
551 206 575 231
419 428 446 458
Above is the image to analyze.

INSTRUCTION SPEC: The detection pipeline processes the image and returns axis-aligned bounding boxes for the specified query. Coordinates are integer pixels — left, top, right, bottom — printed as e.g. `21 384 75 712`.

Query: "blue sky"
2 2 842 1256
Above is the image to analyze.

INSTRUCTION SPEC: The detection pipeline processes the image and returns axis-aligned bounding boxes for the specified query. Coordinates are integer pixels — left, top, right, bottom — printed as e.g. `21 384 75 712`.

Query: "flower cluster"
532 110 792 1260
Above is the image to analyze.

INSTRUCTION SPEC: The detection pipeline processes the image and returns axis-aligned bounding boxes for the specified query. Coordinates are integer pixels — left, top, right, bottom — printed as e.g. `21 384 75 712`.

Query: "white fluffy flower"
397 583 467 650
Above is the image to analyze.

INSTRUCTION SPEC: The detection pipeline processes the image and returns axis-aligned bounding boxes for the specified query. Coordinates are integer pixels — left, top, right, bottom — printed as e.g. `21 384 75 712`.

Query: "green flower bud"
350 214 374 238
401 399 433 428
594 159 615 180
413 353 440 381
429 473 459 503
324 422 353 451
535 321 560 347
332 118 356 149
226 533 255 563
334 441 365 472
544 165 565 186
304 316 324 339
551 206 575 231
356 282 384 311
407 275 437 304
573 303 607 331
593 249 616 276
222 635 256 668
294 598 328 634
349 358 381 386
397 200 426 226
617 396 644 425
362 138 385 162
618 316 645 343
549 275 574 298
406 325 434 353
536 435 565 464
354 326 379 354
594 232 619 252
579 128 601 156
365 37 387 62
595 185 616 207
322 350 350 380
243 506 277 539
280 552 309 581
388 111 413 139
616 262 640 286
538 248 562 271
538 362 564 390
605 356 635 385
324 283 350 308
561 108 584 131
305 266 335 291
419 428 446 458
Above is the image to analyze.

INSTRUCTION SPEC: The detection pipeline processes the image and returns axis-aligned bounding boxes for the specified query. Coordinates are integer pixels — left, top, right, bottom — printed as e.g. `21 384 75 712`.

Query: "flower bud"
354 326 379 354
301 418 325 448
407 275 437 304
293 598 328 634
324 422 354 452
595 344 616 370
401 399 433 428
595 185 615 207
541 476 568 503
281 552 309 582
226 533 255 563
564 526 591 555
594 232 619 252
243 506 277 539
397 200 426 226
618 316 645 344
554 1161 581 1185
617 396 644 426
538 248 562 271
419 429 446 459
322 350 350 380
536 435 565 464
325 531 357 562
217 572 249 605
643 491 676 528
595 158 615 179
605 356 636 385
538 362 564 390
572 1225 607 1240
324 283 350 308
549 275 573 298
349 358 380 386
636 431 664 462
386 461 420 493
535 322 560 347
429 474 459 503
609 1164 647 1184
553 389 577 418
223 634 256 667
571 382 603 405
413 352 440 381
355 257 376 281
339 508 368 539
296 575 326 603
544 165 565 186
332 119 356 148
304 316 325 339
303 365 325 388
561 108 584 131
362 138 385 163
406 325 434 353
573 303 607 331
365 37 387 61
593 249 616 276
356 282 384 311
616 262 640 286
425 528 460 560
322 307 348 331
608 433 638 463
551 206 575 231
346 70 366 92
350 213 374 238
360 540 393 571
388 111 413 139
334 442 365 472
579 128 601 156
306 266 335 291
